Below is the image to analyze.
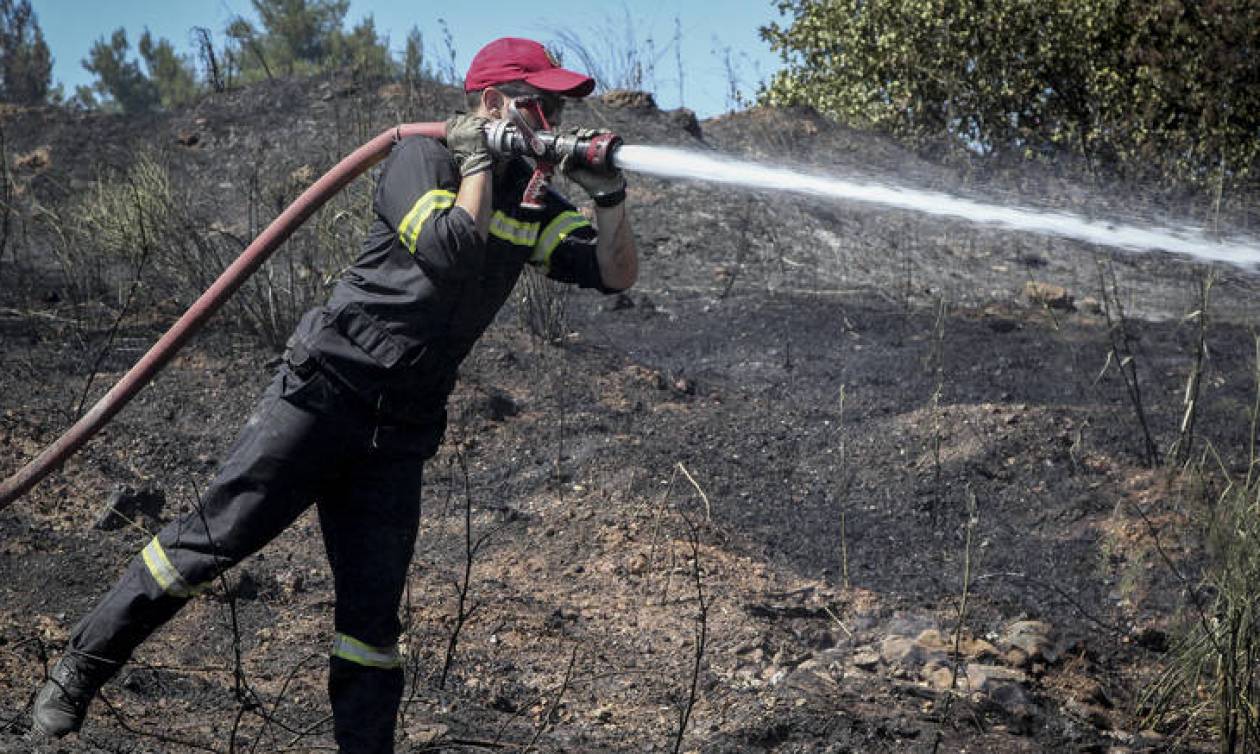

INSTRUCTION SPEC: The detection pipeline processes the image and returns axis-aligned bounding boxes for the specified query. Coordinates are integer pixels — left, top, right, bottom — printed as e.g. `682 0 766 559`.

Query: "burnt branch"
671 510 710 754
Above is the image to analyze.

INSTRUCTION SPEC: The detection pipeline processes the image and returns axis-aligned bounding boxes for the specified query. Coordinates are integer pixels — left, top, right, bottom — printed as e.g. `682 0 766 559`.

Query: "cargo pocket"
279 365 337 412
333 302 405 369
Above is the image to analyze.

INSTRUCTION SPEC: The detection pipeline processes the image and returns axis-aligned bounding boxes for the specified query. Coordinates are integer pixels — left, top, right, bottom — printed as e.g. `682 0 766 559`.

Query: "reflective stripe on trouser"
67 364 425 754
332 633 401 669
321 452 421 754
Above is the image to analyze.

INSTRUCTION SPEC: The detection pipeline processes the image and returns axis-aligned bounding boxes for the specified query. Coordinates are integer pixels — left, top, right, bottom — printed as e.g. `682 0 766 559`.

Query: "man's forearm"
595 203 637 290
455 171 493 240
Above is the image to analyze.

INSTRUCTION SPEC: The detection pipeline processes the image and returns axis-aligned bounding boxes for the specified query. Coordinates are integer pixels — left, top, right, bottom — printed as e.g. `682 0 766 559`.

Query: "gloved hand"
560 127 627 207
445 113 494 178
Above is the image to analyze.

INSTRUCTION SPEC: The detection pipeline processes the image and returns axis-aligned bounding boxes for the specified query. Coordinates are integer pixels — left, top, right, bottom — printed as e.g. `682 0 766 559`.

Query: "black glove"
560 127 626 207
445 113 494 178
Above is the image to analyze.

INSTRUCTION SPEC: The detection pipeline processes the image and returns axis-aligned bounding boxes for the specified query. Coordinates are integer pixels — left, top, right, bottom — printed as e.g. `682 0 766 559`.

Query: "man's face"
489 84 564 130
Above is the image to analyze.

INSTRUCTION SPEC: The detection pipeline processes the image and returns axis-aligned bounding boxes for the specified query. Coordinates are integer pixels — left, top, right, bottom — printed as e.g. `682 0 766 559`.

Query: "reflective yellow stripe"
141 537 202 598
489 211 539 247
398 189 456 253
530 211 591 273
331 633 402 669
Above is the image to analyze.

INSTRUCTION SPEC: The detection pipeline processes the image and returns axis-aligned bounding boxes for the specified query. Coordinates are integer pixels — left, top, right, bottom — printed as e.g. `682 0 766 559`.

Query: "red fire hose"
0 122 447 510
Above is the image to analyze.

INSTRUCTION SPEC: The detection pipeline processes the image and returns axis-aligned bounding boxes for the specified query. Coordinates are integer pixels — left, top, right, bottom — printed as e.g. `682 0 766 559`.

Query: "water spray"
611 145 1260 271
3 119 1258 511
491 125 1260 269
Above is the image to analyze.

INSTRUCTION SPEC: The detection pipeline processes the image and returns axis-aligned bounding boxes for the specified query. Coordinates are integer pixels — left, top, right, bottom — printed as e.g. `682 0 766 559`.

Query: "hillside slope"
2 75 1257 752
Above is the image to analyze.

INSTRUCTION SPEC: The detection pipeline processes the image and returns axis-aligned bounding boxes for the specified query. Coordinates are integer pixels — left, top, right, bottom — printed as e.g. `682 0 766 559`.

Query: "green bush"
45 152 369 347
760 0 1260 192
1142 339 1260 752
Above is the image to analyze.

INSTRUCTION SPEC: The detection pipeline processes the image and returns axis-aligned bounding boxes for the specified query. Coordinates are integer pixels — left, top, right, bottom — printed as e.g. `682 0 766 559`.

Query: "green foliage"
73 1 426 111
82 29 161 113
1140 340 1260 752
251 0 349 73
138 30 200 109
224 2 395 84
402 26 424 86
328 15 395 81
0 0 52 105
760 0 1260 191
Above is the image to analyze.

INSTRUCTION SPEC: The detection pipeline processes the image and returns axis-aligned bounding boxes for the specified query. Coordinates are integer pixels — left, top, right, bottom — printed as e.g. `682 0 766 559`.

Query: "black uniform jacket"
290 135 619 455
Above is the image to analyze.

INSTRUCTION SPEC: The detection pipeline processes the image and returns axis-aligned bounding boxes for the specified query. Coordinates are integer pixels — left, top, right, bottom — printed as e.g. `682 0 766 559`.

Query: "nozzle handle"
484 122 623 174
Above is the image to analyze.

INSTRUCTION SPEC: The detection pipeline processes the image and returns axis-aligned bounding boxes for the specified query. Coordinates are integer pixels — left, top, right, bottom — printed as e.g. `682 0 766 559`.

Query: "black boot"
32 652 118 737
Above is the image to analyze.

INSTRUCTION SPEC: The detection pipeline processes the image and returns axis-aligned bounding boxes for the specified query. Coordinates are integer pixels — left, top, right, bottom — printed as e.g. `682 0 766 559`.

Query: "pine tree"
0 0 52 105
251 0 349 72
138 30 200 108
83 29 160 113
402 26 424 86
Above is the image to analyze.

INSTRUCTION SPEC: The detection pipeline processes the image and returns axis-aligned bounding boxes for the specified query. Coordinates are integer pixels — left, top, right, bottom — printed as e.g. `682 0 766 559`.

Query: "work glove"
560 127 627 207
444 113 494 178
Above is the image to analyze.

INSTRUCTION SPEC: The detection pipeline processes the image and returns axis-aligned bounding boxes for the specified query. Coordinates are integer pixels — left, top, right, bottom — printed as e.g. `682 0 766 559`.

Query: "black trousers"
70 364 427 754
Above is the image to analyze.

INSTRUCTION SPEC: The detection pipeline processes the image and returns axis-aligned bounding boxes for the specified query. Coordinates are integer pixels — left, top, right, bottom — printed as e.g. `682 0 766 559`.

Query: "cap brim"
524 68 596 98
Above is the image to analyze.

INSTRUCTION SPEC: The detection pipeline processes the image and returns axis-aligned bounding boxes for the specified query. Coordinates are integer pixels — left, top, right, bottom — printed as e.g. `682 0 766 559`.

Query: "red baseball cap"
464 37 595 97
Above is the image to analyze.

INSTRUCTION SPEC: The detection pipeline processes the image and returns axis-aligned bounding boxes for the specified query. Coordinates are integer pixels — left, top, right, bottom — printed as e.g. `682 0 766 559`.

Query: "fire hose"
0 119 624 510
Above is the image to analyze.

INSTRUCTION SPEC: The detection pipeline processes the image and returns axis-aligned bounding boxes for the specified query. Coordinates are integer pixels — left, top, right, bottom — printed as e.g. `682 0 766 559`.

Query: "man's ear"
482 87 505 118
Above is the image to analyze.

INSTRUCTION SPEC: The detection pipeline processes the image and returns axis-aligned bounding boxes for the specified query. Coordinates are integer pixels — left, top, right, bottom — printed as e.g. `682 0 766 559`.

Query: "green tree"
138 30 200 109
226 17 274 83
402 26 424 86
761 0 1260 191
0 0 52 105
252 0 349 73
328 14 394 80
83 28 160 113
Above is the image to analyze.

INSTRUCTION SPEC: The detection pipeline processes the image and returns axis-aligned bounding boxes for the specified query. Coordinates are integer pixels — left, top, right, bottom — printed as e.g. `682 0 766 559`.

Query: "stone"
670 107 703 139
915 629 950 650
782 664 837 697
601 89 657 110
95 486 165 531
964 663 1028 693
923 662 959 691
988 682 1037 734
959 637 1001 661
885 611 939 638
880 635 946 669
1001 620 1061 664
1023 281 1075 310
851 647 881 671
1003 647 1030 668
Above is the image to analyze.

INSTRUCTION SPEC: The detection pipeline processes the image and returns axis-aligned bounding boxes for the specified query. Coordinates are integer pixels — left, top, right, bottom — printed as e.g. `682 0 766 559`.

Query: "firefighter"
32 36 637 753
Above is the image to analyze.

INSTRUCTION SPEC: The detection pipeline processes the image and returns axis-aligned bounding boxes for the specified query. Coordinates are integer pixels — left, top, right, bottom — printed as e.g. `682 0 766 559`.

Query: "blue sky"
35 1 785 118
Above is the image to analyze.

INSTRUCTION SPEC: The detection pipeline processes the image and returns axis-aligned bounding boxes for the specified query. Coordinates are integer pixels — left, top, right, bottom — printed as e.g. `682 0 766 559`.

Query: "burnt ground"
2 76 1260 752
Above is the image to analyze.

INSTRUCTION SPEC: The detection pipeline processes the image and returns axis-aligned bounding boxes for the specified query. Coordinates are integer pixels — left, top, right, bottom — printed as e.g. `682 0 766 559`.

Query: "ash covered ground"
2 76 1259 752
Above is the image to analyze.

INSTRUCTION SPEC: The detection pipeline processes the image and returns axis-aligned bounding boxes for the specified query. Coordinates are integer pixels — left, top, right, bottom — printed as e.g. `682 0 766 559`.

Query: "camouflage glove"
444 113 494 178
560 127 626 207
